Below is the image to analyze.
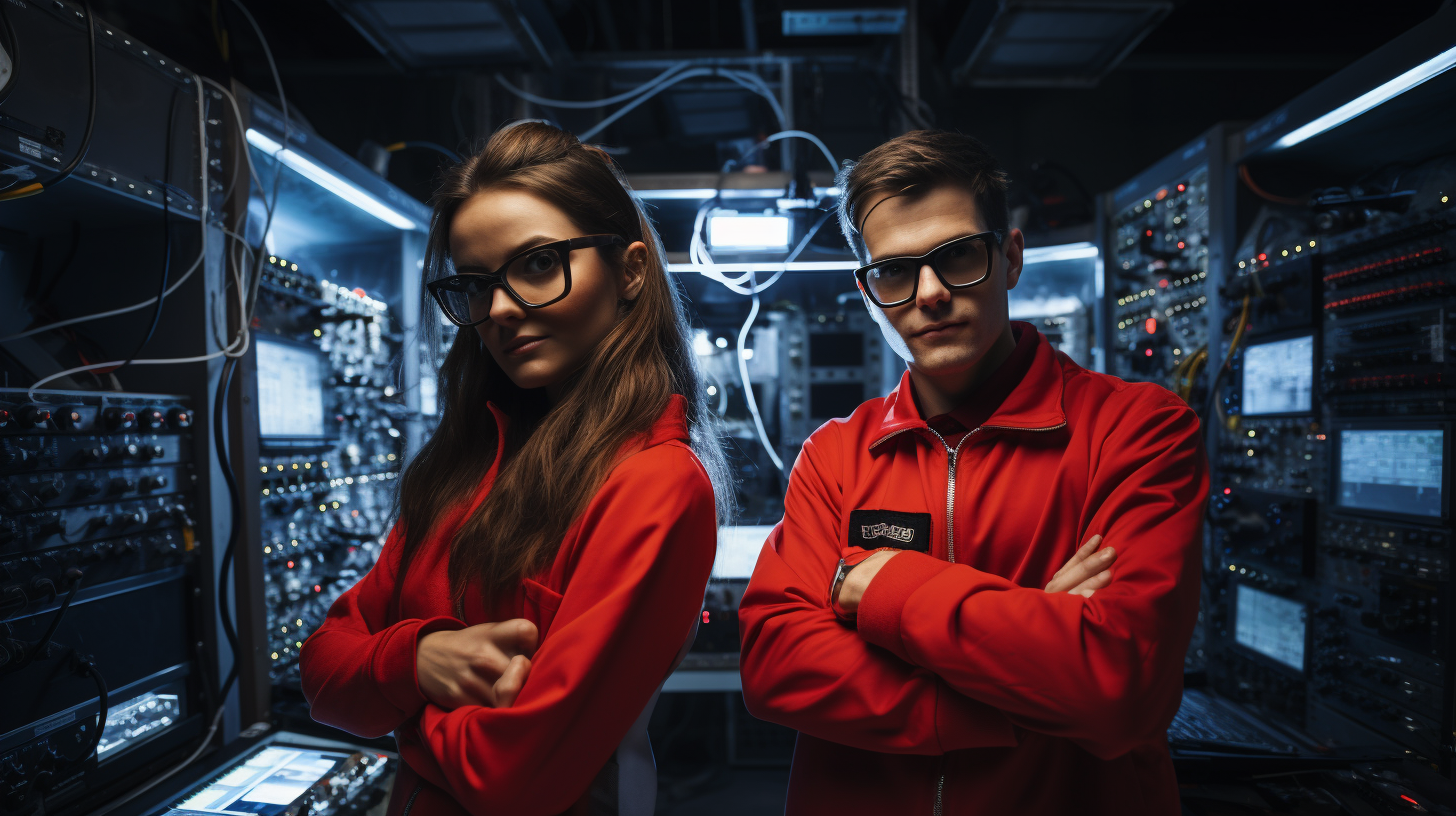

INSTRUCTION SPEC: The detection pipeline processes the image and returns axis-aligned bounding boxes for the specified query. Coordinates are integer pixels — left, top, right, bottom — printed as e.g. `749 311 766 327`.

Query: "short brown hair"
836 129 1011 262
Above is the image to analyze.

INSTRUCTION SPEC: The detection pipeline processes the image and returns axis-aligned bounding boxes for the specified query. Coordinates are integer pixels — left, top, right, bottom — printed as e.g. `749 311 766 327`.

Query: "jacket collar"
484 393 691 452
871 321 1067 449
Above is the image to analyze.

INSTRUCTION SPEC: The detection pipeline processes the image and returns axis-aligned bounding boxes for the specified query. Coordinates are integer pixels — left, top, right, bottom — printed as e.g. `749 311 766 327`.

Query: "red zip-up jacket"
300 395 716 816
738 324 1207 816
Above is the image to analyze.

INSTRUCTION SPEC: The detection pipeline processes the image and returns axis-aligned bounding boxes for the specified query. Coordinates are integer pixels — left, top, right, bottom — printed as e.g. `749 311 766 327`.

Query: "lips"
502 335 548 354
912 320 967 338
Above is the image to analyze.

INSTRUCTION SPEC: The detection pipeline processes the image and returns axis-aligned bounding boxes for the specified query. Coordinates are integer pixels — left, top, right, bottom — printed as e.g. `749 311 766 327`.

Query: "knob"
126 508 149 527
141 444 166 460
87 514 113 532
81 445 110 463
73 480 100 498
139 475 168 492
167 408 192 428
19 405 51 428
108 477 136 495
139 408 166 429
54 408 84 430
0 409 10 428
103 408 136 430
111 443 139 460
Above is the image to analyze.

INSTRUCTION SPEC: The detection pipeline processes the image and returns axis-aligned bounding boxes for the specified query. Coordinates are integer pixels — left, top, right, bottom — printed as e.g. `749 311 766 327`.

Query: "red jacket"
738 324 1207 816
300 395 716 816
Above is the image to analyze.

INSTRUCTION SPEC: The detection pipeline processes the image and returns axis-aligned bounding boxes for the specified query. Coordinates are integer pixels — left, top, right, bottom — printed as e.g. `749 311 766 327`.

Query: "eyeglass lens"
863 236 991 304
435 246 568 324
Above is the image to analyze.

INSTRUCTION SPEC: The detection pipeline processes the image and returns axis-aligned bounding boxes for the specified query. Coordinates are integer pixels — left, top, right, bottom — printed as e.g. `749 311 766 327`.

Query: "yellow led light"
1295 245 1302 252
262 488 269 495
291 263 299 271
264 546 272 554
1309 240 1316 247
313 329 322 337
1281 249 1289 256
1443 195 1450 203
260 466 268 473
304 462 311 469
1144 199 1152 207
271 652 279 659
269 256 277 263
296 619 303 625
1248 430 1256 437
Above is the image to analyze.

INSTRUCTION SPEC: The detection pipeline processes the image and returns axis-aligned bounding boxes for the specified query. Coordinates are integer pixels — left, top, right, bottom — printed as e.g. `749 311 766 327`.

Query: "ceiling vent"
326 0 570 70
946 0 1173 88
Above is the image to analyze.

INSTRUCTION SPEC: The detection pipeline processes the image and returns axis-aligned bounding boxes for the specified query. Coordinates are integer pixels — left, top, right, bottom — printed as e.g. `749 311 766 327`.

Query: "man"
738 130 1207 815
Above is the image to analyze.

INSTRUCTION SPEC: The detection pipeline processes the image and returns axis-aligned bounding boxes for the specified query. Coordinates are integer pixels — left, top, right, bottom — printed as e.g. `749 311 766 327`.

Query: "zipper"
401 782 422 816
874 419 1064 816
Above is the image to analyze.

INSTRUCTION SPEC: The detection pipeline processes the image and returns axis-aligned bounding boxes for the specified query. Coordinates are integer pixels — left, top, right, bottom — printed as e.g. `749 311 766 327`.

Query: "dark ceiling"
90 0 1448 228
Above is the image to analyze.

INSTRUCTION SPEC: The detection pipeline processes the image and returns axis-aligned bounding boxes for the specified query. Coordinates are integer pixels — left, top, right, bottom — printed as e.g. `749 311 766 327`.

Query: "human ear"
1003 228 1025 291
619 241 649 301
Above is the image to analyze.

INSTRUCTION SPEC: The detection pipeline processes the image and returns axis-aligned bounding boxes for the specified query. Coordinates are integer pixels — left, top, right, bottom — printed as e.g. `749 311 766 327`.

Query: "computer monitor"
256 336 329 444
714 524 775 580
1233 583 1305 673
1336 425 1446 520
1241 333 1314 416
167 745 352 816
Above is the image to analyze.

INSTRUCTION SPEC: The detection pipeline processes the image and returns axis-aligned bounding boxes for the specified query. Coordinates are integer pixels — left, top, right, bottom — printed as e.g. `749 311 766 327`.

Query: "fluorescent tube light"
246 128 417 230
1022 242 1098 264
634 186 842 201
709 214 791 249
1271 44 1456 150
669 261 858 273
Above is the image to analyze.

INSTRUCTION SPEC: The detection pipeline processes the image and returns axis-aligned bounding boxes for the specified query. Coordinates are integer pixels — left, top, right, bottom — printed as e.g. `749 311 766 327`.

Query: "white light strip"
668 261 858 273
1272 44 1456 150
246 128 417 230
1023 242 1098 264
634 186 842 201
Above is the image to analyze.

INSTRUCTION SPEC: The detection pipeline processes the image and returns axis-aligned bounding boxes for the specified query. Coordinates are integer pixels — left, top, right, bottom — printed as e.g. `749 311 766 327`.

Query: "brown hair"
836 129 1011 262
396 121 734 610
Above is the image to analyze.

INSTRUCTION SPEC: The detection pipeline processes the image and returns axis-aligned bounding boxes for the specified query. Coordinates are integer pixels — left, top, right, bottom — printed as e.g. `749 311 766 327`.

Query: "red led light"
287 560 294 568
1144 349 1153 357
1145 229 1153 237
1155 188 1168 201
1158 279 1169 288
1145 318 1157 334
1223 488 1231 495
703 611 710 624
352 287 367 298
1401 795 1418 805
1177 242 1185 249
1257 253 1267 261
1176 184 1185 192
314 584 322 592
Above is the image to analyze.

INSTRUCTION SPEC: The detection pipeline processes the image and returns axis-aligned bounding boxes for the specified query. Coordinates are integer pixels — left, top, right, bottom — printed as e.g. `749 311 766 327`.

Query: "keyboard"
1167 689 1298 754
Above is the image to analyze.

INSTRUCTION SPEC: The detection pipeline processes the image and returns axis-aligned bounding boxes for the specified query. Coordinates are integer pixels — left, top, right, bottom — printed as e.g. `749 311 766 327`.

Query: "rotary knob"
167 408 192 428
19 405 51 428
103 407 137 430
139 408 166 429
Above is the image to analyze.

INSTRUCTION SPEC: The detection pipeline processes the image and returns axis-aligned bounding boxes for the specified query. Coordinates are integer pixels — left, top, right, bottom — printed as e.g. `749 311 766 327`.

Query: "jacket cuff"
856 551 952 661
375 615 468 715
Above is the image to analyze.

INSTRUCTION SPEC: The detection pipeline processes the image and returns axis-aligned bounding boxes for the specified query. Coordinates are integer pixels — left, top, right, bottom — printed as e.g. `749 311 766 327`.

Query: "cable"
577 67 787 143
736 276 783 473
1238 165 1305 206
1202 295 1252 427
761 130 837 174
110 86 180 376
384 141 462 162
212 356 242 690
494 63 692 109
0 0 96 202
6 568 83 674
74 657 108 768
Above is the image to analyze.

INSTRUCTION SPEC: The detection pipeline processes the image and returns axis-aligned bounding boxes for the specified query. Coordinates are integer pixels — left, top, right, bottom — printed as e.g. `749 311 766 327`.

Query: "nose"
487 285 526 324
914 262 950 309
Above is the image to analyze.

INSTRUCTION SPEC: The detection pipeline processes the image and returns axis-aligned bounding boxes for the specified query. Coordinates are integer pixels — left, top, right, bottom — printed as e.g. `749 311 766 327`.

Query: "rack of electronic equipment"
1100 5 1456 794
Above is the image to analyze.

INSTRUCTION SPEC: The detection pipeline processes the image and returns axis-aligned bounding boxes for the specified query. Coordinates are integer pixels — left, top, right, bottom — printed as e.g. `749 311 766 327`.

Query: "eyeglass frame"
426 234 627 327
852 230 1007 308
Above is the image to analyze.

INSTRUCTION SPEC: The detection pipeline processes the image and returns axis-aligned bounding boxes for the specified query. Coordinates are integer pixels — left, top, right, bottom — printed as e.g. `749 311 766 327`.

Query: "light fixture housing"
708 213 792 250
246 129 417 230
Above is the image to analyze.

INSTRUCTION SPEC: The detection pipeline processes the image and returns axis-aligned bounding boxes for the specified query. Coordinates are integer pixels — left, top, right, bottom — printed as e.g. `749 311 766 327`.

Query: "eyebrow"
454 234 561 273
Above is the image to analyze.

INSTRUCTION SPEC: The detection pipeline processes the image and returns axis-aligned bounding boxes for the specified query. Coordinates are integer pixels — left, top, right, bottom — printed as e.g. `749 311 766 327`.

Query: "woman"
300 122 732 816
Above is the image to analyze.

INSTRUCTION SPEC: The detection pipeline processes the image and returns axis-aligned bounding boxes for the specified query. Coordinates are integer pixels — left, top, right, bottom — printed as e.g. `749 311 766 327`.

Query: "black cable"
76 657 108 764
7 568 84 674
0 0 95 201
113 86 179 376
212 355 241 697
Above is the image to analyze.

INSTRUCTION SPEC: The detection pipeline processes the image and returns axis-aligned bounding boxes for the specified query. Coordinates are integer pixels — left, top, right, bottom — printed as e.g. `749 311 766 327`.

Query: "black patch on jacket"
848 510 931 552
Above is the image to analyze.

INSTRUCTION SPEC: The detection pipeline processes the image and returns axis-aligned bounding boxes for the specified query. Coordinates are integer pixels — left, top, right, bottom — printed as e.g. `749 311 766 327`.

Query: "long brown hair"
396 122 734 610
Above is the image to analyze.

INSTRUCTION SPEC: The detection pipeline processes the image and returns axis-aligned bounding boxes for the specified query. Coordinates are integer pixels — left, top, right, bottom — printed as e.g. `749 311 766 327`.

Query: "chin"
910 347 984 377
496 359 562 391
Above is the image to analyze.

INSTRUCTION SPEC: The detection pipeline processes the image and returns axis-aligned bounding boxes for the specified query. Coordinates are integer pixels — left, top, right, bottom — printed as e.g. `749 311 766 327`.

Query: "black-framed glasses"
853 230 1005 308
427 234 626 327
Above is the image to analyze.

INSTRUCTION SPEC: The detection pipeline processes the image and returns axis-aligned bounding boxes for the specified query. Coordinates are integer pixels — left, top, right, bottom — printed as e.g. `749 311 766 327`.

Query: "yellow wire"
0 183 44 202
384 142 407 152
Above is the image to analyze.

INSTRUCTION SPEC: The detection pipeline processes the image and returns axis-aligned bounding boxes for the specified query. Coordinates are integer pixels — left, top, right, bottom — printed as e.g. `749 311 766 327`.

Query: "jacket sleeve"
854 392 1208 760
397 444 717 816
738 421 1022 755
299 527 468 739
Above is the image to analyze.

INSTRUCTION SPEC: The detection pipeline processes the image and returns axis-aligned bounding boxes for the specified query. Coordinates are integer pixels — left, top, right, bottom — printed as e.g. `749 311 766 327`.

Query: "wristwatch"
829 558 856 622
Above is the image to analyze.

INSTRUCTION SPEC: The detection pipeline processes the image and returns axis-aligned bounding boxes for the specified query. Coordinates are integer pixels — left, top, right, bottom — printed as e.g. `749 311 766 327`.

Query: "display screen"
1234 584 1305 672
715 525 774 580
256 338 326 439
1338 429 1444 518
168 746 349 815
1242 334 1314 415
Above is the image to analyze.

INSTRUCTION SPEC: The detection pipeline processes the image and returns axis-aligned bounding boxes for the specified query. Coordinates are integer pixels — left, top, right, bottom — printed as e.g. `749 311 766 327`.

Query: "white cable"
736 279 784 473
494 63 691 109
578 68 788 143
763 130 837 174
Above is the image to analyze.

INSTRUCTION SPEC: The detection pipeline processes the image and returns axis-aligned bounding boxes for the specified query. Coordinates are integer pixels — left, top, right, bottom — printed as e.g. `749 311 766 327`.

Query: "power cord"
0 0 96 202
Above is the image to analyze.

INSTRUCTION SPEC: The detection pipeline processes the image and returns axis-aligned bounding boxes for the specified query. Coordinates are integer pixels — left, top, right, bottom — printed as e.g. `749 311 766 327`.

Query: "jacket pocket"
522 578 564 640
